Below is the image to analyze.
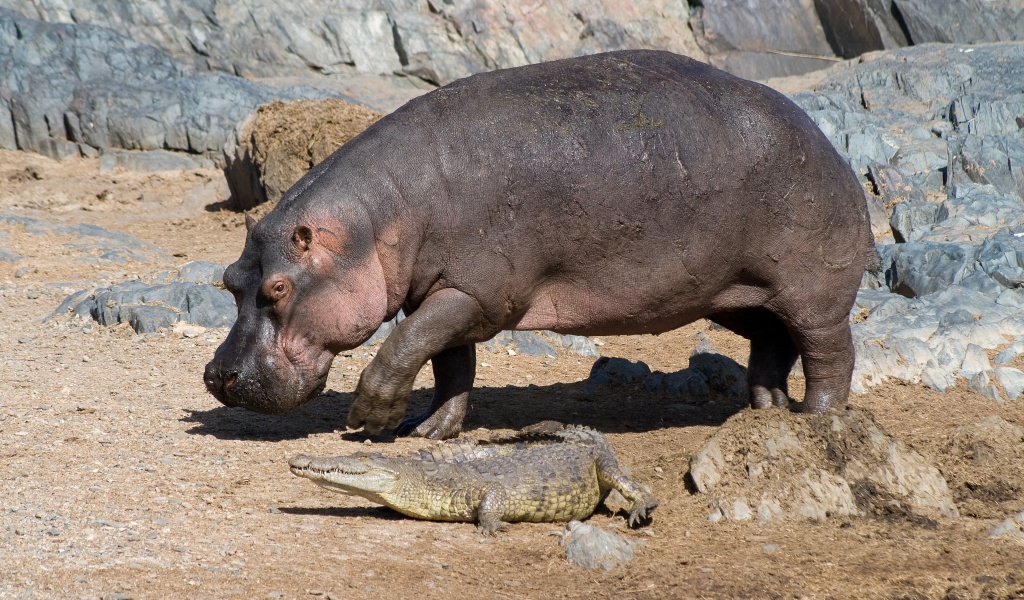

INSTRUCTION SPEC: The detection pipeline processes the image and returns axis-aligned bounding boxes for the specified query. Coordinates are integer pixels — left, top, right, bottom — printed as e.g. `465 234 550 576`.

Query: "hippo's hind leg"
709 308 798 409
396 344 475 439
787 318 855 414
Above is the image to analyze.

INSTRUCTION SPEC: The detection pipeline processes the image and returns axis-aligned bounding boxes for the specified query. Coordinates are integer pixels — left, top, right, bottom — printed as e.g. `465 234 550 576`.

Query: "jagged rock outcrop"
0 8 340 165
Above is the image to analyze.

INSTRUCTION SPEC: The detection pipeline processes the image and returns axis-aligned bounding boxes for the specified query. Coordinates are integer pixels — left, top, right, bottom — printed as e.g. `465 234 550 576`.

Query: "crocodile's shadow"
183 373 750 442
276 506 408 521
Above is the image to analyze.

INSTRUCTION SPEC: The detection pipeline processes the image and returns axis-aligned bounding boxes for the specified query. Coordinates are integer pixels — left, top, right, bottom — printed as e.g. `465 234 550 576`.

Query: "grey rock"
995 341 1024 365
691 0 837 77
813 0 909 55
560 521 637 570
968 370 1005 402
870 163 925 210
48 261 238 332
540 332 600 358
850 285 1024 393
889 200 939 243
960 343 992 377
948 134 1024 201
643 369 711 398
173 261 225 285
0 8 342 166
888 241 975 297
37 137 81 160
994 367 1024 401
920 367 956 392
688 352 748 401
988 513 1024 541
893 0 1024 45
122 304 179 333
0 212 169 265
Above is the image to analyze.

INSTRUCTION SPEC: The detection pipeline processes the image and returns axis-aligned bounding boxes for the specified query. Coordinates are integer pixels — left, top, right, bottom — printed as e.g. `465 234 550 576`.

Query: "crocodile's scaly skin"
289 423 658 533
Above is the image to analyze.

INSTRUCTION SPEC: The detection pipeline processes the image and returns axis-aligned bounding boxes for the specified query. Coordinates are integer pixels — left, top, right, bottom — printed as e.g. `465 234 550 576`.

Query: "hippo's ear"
244 213 257 233
291 225 314 253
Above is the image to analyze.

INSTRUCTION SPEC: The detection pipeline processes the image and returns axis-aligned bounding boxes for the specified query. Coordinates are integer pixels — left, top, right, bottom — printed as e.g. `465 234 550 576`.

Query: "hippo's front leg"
395 343 475 439
347 288 496 437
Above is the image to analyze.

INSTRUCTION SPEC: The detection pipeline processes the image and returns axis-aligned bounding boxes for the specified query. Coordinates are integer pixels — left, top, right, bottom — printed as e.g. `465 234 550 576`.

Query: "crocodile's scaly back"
289 423 658 533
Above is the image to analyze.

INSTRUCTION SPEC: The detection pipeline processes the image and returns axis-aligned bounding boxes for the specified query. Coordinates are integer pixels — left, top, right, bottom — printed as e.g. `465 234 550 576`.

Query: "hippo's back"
332 50 870 334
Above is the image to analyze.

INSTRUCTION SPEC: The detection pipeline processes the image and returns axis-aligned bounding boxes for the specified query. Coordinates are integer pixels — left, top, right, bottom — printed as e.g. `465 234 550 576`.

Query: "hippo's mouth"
204 354 332 414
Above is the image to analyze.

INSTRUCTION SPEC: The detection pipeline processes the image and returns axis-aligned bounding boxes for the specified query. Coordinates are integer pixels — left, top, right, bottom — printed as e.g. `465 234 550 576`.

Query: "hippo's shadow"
182 369 750 442
182 390 352 441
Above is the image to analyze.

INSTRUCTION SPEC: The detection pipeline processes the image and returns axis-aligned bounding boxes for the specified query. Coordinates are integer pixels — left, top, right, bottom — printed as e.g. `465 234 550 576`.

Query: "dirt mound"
688 406 959 524
225 99 384 211
941 415 1024 518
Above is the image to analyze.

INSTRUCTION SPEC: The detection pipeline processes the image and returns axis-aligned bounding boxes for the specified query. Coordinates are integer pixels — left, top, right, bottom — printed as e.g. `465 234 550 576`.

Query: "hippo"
204 50 877 440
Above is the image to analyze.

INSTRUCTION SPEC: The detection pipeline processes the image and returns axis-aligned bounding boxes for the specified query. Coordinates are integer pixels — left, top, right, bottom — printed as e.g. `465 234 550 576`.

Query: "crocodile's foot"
627 497 660 528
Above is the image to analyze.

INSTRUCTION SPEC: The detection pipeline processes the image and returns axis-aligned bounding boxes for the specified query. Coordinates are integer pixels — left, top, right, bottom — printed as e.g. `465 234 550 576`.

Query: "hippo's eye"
262 278 291 303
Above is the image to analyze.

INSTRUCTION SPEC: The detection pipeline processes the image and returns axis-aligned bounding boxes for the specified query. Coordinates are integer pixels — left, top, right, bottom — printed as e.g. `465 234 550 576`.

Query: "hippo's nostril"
224 371 238 390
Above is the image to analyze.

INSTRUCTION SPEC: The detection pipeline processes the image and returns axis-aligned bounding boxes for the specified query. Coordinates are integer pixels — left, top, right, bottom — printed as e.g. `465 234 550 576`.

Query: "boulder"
689 406 959 524
224 99 383 210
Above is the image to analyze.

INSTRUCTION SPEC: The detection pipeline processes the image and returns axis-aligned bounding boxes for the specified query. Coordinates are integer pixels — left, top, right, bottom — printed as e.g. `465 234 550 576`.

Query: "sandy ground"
2 149 1023 599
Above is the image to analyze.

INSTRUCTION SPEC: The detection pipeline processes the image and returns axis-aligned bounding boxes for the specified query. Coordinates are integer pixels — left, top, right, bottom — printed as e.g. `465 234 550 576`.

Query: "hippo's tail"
864 224 882 273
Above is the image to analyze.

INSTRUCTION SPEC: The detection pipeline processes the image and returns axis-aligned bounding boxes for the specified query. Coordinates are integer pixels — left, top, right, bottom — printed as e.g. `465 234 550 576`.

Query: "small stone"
762 543 780 553
560 521 637 570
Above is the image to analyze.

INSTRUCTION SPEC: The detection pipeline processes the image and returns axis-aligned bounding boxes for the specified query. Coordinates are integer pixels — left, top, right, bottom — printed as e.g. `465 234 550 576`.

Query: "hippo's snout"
204 360 239 406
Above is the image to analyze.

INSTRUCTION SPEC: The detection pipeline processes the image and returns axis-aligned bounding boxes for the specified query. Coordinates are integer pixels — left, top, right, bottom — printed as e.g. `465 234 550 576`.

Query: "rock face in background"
893 0 1024 45
0 8 342 166
0 0 705 85
3 0 1024 168
786 43 1024 397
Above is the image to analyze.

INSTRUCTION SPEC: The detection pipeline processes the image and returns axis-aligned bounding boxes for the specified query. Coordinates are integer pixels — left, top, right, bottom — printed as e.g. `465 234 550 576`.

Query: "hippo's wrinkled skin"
204 50 876 439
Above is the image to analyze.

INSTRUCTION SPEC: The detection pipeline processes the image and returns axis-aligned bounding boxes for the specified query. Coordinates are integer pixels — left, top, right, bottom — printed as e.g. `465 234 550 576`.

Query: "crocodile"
288 423 658 533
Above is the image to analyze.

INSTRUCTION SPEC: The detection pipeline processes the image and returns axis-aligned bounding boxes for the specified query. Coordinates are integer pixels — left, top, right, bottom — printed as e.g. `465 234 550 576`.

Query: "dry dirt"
2 148 1024 599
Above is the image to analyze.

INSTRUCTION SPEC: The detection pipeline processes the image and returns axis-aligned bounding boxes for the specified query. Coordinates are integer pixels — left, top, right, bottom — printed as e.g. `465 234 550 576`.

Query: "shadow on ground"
183 378 749 442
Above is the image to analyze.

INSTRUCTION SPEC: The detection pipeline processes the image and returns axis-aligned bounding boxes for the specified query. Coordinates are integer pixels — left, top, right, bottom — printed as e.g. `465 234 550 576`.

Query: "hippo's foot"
395 344 474 439
750 385 790 409
790 320 856 415
346 366 412 435
396 408 464 440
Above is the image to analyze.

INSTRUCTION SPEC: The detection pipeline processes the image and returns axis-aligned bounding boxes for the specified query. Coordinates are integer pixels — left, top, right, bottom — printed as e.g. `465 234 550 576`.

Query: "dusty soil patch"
2 149 1024 599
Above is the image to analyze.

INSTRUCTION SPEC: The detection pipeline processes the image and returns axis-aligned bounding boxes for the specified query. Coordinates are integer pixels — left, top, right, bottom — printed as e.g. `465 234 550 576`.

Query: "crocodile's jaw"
289 454 399 495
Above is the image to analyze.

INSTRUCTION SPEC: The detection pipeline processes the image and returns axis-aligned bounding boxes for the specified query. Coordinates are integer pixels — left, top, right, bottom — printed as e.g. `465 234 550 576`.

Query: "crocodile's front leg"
596 456 659 527
476 485 512 535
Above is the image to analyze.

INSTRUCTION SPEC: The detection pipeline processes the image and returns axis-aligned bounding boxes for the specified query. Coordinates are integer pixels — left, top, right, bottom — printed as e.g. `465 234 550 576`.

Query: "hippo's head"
204 203 388 413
